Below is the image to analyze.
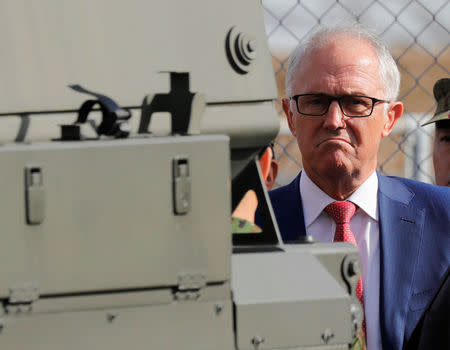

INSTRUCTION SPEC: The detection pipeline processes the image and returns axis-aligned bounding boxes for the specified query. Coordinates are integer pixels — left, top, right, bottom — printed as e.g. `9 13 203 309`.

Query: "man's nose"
322 100 346 129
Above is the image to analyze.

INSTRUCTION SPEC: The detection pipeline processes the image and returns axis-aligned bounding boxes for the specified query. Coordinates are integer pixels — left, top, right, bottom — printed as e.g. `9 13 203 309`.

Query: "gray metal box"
0 135 230 298
0 287 235 350
0 0 276 113
232 246 357 350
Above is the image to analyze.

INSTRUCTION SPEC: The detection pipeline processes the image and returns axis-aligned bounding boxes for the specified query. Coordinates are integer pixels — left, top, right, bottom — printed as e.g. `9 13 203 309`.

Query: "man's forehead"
291 47 381 94
297 36 377 68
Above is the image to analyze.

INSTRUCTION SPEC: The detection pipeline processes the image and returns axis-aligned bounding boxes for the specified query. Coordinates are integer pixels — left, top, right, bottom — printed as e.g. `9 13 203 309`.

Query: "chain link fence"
261 0 450 187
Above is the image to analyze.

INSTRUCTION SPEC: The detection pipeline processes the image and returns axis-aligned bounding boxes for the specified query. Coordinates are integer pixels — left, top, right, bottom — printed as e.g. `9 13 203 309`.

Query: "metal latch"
172 156 191 215
25 166 45 225
342 254 363 337
174 272 206 301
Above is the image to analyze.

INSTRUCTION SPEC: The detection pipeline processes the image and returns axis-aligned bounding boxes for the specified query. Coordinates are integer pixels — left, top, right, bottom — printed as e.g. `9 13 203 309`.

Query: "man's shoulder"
379 175 450 234
267 173 306 241
390 175 450 192
269 174 300 203
379 174 450 203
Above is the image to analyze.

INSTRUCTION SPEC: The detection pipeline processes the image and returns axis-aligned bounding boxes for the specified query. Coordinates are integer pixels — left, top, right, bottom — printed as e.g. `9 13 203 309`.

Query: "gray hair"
285 24 401 101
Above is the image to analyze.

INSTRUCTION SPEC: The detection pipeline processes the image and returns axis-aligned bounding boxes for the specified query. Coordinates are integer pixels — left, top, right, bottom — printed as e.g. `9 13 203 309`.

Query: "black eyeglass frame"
290 93 391 118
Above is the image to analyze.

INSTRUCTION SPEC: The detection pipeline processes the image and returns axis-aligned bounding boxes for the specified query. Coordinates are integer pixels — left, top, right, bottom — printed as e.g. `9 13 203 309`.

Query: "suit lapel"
269 172 307 242
286 173 307 239
378 175 424 350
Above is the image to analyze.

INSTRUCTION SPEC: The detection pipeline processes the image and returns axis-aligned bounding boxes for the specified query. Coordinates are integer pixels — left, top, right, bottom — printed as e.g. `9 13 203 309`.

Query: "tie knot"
325 201 356 224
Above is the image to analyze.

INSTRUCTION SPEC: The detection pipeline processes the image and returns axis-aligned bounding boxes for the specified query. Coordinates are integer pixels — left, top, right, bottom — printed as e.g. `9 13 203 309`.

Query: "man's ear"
382 101 403 137
282 98 296 136
265 159 279 191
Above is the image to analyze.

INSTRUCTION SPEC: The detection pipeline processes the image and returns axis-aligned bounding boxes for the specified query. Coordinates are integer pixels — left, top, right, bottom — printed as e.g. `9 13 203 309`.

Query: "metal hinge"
6 284 39 313
174 272 206 301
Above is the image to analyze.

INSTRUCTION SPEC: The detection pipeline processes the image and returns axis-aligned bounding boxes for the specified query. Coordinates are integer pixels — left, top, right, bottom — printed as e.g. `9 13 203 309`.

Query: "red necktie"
325 201 366 333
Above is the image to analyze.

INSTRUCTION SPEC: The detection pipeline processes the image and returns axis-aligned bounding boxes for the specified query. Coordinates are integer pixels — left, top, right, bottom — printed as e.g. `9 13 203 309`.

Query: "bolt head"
251 335 265 346
321 328 334 344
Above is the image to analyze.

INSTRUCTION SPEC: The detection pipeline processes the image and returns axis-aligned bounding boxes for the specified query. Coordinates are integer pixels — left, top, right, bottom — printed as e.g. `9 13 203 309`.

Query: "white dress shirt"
299 171 381 350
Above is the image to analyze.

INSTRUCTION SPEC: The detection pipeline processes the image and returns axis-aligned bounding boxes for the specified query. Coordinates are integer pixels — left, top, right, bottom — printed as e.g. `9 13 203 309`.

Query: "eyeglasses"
290 94 390 118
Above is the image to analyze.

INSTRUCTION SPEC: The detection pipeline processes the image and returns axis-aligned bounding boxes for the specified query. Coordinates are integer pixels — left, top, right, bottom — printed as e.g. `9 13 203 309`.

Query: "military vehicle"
0 1 362 348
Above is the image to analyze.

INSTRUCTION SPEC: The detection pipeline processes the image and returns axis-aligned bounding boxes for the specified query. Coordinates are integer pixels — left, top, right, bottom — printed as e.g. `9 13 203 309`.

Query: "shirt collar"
347 171 378 221
299 170 379 227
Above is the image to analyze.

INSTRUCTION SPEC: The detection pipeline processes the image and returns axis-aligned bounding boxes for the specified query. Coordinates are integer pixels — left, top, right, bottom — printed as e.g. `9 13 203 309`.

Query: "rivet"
214 304 223 315
107 312 117 323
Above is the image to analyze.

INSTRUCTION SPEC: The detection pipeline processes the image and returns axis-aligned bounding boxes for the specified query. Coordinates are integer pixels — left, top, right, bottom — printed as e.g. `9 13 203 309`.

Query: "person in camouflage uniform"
422 78 450 187
232 145 278 234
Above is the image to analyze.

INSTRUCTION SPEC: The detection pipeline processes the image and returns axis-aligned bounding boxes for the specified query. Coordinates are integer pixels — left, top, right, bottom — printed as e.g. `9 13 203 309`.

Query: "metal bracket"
341 253 360 297
58 84 131 140
341 254 363 337
138 72 205 135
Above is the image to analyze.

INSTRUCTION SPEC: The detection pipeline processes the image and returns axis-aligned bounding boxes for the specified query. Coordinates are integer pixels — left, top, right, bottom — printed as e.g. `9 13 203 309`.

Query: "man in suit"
270 25 450 350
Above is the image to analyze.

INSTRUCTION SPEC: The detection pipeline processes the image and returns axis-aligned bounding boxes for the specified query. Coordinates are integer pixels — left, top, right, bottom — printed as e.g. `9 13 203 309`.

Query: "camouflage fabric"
351 328 366 350
232 217 262 233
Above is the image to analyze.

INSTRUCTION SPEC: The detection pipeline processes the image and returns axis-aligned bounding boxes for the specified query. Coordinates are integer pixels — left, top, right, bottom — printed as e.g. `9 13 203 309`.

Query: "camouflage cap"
422 78 450 126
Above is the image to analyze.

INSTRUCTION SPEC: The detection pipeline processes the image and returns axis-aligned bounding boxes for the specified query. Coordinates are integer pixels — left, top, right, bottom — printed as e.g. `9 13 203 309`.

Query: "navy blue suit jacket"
404 264 450 349
269 172 450 350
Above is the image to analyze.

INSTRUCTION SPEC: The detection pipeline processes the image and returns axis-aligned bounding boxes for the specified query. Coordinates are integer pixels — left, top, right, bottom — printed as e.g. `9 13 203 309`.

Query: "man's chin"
320 149 353 167
316 159 354 179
